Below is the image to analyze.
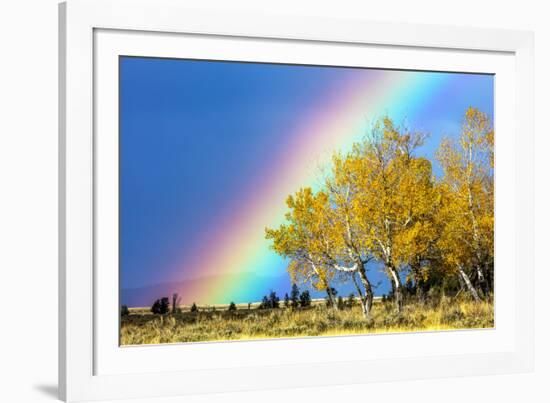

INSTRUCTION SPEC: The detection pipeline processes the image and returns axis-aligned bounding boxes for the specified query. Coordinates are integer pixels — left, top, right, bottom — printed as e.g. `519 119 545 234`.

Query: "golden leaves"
266 108 493 296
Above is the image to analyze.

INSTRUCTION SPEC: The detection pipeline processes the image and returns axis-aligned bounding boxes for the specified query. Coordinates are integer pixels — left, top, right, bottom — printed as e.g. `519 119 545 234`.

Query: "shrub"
337 296 345 310
120 305 130 317
341 318 357 330
228 302 237 311
190 302 198 313
315 320 329 333
382 311 406 327
441 305 465 324
151 297 170 314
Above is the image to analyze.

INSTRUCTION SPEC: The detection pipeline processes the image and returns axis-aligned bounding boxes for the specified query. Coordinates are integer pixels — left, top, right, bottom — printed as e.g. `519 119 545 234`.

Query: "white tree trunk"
326 286 337 309
458 265 480 302
388 265 403 313
351 274 368 317
475 264 488 296
357 268 373 317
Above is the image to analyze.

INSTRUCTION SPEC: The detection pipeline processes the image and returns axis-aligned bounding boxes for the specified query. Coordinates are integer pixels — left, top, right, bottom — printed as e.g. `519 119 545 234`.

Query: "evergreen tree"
290 284 300 308
228 301 237 311
151 297 170 314
258 295 270 309
299 290 311 307
190 302 198 313
268 290 280 309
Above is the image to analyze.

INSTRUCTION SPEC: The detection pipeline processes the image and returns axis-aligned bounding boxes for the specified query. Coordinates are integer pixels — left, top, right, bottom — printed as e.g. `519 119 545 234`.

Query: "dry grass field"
120 297 494 345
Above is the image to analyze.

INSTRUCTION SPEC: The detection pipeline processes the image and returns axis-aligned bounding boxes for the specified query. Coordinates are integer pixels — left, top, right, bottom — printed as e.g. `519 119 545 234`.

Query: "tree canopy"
267 108 494 316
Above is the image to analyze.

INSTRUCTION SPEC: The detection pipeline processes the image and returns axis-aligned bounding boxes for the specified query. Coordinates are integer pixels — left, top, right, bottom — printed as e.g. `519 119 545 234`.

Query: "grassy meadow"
120 297 494 345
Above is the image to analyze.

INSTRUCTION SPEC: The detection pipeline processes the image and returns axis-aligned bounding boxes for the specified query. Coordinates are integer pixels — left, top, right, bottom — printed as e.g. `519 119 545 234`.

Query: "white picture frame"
59 0 534 401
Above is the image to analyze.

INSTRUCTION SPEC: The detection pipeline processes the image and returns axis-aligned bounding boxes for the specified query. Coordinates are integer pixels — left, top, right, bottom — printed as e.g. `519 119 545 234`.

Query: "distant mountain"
121 272 290 308
122 269 392 308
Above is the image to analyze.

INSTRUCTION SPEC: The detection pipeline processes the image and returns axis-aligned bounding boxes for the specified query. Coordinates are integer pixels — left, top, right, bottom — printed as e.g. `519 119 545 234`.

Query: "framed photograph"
59 0 534 401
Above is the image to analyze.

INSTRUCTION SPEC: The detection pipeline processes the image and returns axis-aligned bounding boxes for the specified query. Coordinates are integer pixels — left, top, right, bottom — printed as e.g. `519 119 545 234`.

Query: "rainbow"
164 69 456 304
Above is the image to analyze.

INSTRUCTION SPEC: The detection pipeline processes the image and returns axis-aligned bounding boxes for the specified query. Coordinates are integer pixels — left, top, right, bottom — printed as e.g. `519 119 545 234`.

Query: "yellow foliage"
266 108 494 308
